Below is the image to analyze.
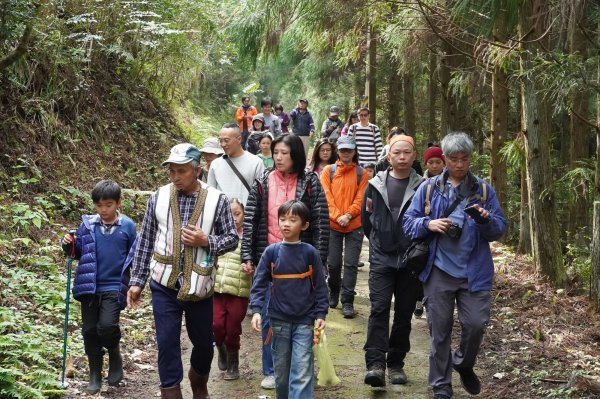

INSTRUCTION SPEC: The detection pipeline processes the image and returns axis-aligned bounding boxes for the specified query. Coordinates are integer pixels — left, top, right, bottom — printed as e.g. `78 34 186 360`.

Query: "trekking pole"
58 231 75 389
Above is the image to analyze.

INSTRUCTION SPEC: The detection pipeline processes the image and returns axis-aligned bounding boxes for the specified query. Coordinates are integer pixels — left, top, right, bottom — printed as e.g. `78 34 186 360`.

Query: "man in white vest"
127 143 238 399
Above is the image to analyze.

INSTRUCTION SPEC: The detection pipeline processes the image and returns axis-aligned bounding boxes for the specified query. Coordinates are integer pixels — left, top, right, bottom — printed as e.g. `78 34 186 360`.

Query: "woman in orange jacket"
320 136 369 319
235 96 257 149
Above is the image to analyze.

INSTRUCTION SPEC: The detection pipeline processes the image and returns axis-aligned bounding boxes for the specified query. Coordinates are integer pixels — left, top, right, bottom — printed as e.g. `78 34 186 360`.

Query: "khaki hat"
199 138 224 155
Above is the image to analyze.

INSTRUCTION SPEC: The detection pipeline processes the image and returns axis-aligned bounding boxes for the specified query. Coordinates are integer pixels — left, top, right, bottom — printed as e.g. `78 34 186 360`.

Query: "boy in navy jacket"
61 180 137 394
250 200 328 399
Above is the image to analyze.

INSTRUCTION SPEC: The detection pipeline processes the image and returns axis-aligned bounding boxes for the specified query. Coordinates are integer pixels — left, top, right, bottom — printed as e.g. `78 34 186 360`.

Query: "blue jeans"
261 288 274 376
150 280 214 388
270 318 314 399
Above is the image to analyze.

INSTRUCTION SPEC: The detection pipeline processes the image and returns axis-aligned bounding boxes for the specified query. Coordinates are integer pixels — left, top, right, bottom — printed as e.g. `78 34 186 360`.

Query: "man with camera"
403 132 507 399
361 134 425 388
320 106 344 143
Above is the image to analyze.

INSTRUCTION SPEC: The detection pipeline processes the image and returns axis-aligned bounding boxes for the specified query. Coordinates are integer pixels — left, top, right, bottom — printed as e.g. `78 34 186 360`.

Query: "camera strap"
441 180 471 218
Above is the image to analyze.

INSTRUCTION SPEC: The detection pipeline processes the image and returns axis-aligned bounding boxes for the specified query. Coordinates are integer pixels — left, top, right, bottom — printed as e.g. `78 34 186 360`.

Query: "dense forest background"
2 0 600 397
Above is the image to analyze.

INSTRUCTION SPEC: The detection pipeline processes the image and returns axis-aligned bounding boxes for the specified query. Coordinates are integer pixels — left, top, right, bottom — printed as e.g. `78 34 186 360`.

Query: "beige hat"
199 138 224 155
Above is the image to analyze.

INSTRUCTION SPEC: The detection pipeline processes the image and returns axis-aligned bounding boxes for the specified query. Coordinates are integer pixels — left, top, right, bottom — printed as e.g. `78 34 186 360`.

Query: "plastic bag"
313 330 340 386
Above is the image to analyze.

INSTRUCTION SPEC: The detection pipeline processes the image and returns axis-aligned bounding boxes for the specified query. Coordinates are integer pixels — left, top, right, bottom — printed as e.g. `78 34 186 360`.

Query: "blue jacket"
402 171 506 292
250 242 328 325
289 108 315 136
64 214 137 308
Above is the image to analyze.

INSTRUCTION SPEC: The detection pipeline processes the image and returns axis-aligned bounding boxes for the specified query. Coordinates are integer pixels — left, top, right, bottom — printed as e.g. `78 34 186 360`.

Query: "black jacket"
361 168 425 269
241 170 330 269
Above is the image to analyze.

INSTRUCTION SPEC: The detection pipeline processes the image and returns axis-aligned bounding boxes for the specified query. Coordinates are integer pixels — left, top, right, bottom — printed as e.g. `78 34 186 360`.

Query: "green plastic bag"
313 330 341 386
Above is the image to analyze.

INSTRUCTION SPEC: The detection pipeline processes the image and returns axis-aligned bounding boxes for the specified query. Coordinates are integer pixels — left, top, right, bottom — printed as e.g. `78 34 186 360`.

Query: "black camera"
447 223 462 239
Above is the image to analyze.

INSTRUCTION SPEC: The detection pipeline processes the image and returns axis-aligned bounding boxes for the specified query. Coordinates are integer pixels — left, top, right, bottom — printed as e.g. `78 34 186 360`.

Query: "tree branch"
0 22 34 72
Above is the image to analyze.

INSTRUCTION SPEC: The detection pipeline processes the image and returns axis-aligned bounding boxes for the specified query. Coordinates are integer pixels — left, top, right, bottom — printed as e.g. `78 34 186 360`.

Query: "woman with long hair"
340 111 359 137
308 138 337 177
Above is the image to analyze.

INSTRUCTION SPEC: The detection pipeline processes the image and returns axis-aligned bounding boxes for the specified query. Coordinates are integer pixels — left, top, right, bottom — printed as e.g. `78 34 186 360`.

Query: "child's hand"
62 233 75 245
315 319 326 331
241 262 254 276
251 313 262 332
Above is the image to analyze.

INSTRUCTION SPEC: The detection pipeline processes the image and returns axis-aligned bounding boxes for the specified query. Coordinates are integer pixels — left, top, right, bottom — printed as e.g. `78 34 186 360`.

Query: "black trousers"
364 265 420 370
80 292 122 356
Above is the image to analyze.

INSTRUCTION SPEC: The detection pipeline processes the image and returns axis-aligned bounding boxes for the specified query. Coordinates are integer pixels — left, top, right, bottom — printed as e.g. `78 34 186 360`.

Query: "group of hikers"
61 95 507 399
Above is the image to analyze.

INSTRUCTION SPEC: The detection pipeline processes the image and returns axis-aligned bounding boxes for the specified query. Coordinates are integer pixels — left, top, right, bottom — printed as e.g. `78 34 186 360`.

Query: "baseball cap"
337 136 357 150
298 99 309 104
199 138 224 155
162 143 201 166
329 106 340 116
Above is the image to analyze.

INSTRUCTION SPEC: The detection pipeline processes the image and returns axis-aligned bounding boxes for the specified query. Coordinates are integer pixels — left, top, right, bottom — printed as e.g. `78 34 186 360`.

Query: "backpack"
329 164 363 185
269 242 315 291
422 176 488 216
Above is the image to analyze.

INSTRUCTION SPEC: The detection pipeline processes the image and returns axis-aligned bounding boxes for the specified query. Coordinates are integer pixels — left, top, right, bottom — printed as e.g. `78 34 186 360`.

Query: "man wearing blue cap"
128 143 239 399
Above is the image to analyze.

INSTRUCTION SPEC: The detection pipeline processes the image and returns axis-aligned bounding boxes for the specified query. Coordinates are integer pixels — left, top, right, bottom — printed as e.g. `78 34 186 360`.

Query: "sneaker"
433 395 451 399
388 367 407 384
342 303 355 319
414 301 424 318
357 261 365 268
260 375 276 389
453 366 481 395
364 368 385 387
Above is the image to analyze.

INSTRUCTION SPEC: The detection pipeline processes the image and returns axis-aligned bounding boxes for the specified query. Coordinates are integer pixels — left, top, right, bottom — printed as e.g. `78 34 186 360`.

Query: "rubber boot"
217 344 227 371
85 352 103 394
224 350 239 380
189 367 210 399
107 345 123 386
160 384 183 399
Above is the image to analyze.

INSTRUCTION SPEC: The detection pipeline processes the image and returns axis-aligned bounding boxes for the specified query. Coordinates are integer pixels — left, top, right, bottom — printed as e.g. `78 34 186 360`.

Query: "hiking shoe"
260 375 276 389
433 395 451 399
388 367 407 384
364 368 386 387
342 303 355 319
357 261 365 268
414 300 424 318
454 366 481 395
329 292 339 308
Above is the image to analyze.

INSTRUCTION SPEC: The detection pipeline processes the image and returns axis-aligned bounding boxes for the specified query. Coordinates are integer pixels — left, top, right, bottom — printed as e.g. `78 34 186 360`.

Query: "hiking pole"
59 231 75 389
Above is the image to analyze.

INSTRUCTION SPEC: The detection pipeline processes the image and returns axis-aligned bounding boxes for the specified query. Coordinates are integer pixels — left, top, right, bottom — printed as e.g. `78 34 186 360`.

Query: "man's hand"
251 313 262 332
427 218 453 234
127 286 143 309
336 214 351 227
181 225 209 247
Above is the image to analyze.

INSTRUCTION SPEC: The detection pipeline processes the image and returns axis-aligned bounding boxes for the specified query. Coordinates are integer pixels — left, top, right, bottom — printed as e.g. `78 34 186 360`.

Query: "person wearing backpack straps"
320 136 369 319
250 200 328 399
361 135 425 388
349 107 383 166
403 132 507 399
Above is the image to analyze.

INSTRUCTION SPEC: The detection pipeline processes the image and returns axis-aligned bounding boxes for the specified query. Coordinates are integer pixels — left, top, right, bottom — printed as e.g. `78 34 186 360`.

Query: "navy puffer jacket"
64 215 137 308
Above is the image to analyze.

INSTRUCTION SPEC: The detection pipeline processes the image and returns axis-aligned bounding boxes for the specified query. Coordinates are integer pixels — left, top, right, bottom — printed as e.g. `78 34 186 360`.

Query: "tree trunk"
388 67 402 129
518 155 531 254
568 1 591 234
428 52 438 144
439 40 469 134
519 0 567 286
367 25 377 124
591 21 600 310
403 74 416 135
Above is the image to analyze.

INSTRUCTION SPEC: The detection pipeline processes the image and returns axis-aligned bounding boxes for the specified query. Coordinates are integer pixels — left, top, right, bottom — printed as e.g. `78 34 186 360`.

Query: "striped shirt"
349 123 383 165
129 186 238 287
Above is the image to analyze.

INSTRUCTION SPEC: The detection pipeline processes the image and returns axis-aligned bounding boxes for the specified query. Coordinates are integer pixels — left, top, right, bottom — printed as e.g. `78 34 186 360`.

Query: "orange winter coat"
235 106 257 132
320 161 369 233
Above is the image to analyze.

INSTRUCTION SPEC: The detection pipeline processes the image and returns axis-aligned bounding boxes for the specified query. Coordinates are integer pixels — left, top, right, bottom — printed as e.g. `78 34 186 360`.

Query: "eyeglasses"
339 148 354 153
358 113 369 117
